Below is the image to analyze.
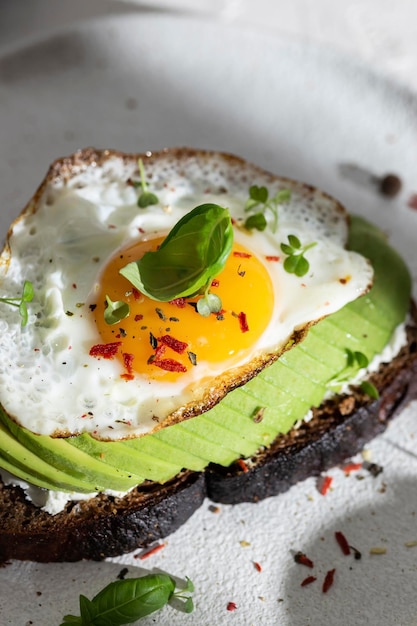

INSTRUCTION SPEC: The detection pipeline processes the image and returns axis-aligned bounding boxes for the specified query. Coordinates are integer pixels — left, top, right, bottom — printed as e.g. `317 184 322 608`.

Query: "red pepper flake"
335 531 351 556
169 297 187 308
152 358 187 373
211 279 220 287
265 255 280 262
134 313 143 322
159 334 188 354
294 551 314 568
138 227 145 233
237 458 249 473
136 543 165 560
238 311 249 333
121 352 135 380
72 283 77 289
132 288 141 300
322 568 336 593
318 475 333 496
301 575 317 587
226 602 237 612
342 462 363 475
89 342 121 358
253 561 262 572
408 193 417 210
233 251 252 258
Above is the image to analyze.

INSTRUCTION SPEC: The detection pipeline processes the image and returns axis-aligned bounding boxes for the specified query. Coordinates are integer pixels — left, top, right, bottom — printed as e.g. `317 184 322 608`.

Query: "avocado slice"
0 410 143 492
0 216 411 492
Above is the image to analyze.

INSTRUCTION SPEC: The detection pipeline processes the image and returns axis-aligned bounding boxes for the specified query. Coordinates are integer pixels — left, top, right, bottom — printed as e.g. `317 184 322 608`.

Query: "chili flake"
322 568 336 593
226 602 237 612
89 342 121 359
342 462 363 475
169 297 187 308
159 334 188 354
136 543 165 560
301 575 317 587
121 352 135 380
233 251 251 259
335 531 351 556
253 561 262 572
134 313 143 322
152 358 187 373
237 458 249 473
318 475 333 496
294 552 314 568
238 311 249 333
211 279 220 287
265 255 280 262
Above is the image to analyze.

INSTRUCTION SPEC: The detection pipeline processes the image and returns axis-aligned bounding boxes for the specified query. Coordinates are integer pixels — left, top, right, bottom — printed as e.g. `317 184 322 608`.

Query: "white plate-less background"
0 13 417 626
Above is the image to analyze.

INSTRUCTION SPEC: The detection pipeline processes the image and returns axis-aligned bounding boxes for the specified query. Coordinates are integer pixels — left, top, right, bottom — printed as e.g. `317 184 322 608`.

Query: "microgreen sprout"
196 289 222 318
244 185 291 233
327 348 379 399
134 158 159 208
104 295 130 325
280 234 317 277
60 572 194 625
0 280 34 326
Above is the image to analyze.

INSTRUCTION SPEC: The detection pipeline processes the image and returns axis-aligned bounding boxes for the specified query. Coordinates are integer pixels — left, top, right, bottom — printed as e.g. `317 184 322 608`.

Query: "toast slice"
1 306 416 562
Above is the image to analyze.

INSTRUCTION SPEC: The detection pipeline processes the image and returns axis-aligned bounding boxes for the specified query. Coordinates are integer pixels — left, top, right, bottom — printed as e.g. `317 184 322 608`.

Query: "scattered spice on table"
227 602 237 611
136 542 165 560
318 475 333 495
335 531 351 556
294 551 314 568
301 575 317 587
322 568 336 593
369 546 387 555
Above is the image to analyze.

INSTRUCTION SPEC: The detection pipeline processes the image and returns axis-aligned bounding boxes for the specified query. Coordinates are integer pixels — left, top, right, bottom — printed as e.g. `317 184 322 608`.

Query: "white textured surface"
0 7 417 626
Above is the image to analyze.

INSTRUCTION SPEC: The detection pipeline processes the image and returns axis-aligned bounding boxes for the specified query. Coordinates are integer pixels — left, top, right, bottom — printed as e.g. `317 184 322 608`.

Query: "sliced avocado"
0 216 412 493
0 417 100 492
1 411 142 492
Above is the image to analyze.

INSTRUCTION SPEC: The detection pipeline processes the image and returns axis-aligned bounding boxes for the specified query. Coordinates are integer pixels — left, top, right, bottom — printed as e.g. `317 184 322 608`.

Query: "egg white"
0 150 373 439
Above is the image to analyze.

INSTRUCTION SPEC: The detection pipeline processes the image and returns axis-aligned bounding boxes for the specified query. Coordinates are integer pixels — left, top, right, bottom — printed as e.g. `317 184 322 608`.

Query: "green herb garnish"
120 203 233 312
280 234 316 277
104 295 130 325
327 349 379 399
60 573 194 625
244 185 291 233
135 159 159 208
359 380 380 399
0 280 34 326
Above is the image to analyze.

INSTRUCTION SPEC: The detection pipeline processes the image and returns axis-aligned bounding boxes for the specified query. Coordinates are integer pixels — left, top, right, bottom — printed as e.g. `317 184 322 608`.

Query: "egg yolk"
93 236 274 382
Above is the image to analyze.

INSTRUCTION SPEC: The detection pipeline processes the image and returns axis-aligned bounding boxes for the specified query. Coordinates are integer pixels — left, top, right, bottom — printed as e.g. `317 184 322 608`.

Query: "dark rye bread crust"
1 307 416 562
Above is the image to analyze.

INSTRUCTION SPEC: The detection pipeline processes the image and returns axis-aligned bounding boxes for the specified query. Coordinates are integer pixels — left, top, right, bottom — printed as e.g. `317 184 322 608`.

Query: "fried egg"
0 148 373 439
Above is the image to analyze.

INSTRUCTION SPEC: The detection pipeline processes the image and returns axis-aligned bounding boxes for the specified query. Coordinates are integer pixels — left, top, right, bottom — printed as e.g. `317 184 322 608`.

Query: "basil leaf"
120 203 233 302
104 296 130 325
87 574 175 624
79 594 98 623
59 616 83 625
